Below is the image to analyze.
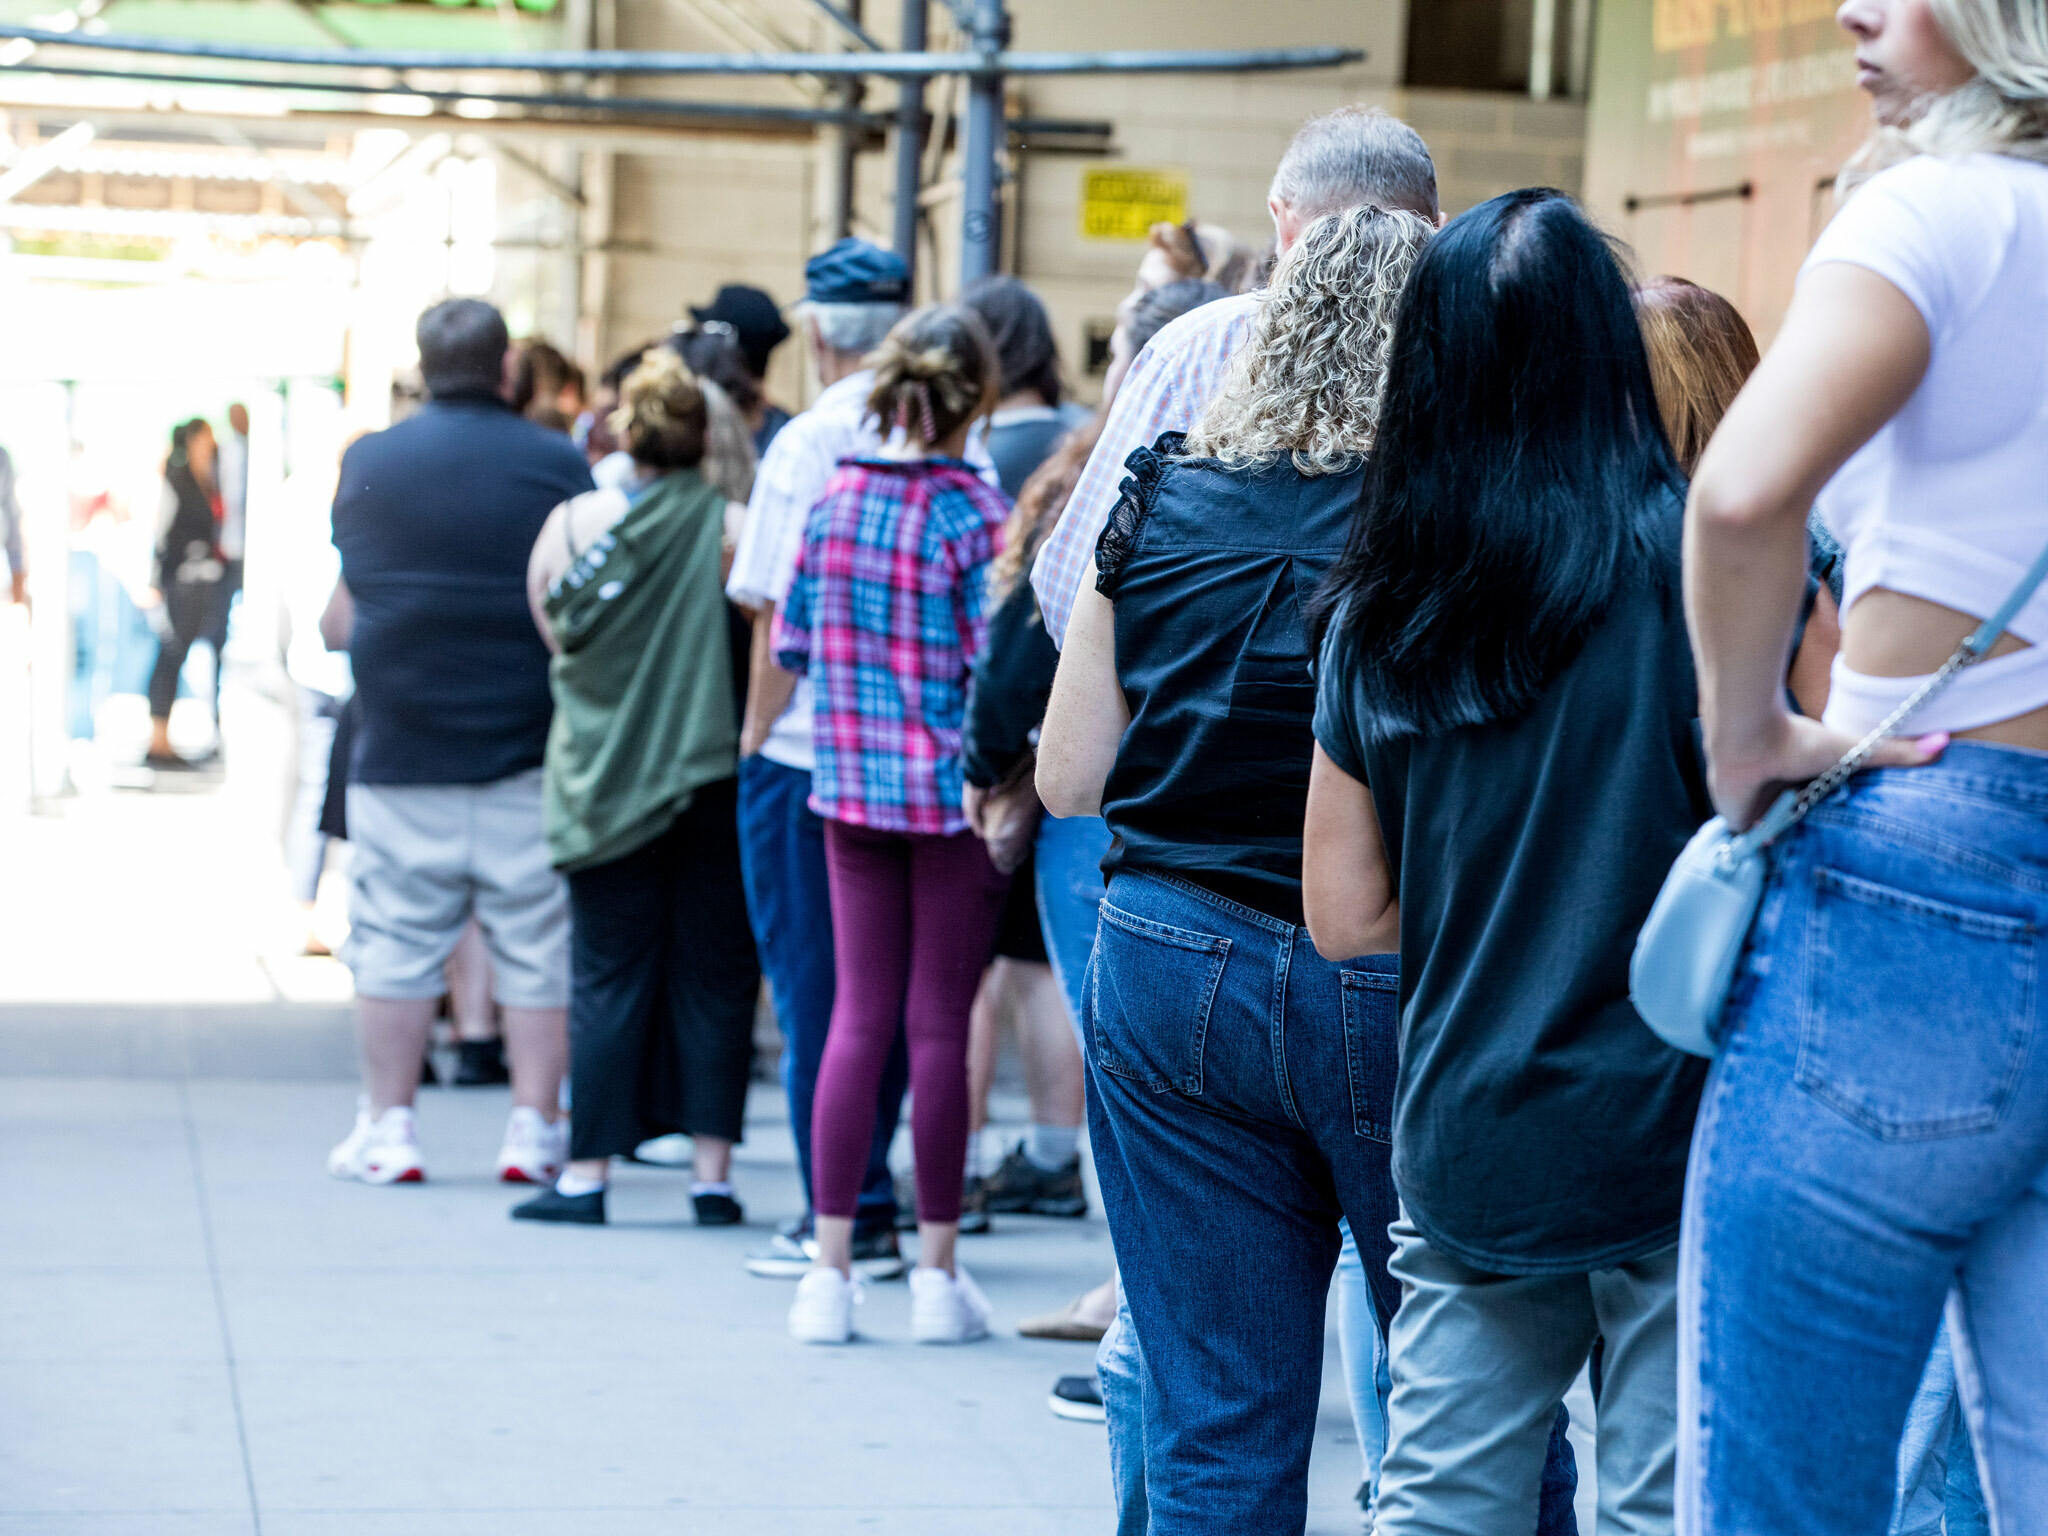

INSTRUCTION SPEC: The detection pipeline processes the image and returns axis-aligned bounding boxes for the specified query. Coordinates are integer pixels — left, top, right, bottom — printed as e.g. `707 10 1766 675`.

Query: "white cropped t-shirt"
1805 153 2048 734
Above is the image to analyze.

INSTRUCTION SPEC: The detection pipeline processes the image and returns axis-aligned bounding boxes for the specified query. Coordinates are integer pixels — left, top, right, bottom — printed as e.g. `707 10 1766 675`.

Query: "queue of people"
309 0 2047 1528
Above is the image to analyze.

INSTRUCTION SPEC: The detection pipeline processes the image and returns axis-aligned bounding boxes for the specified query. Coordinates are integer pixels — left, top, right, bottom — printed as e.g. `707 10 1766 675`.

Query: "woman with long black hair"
1036 203 1434 1534
146 417 227 768
1304 188 1710 1534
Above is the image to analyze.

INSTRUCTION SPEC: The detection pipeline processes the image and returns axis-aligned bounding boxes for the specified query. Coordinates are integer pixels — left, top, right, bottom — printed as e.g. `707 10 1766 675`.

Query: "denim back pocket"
1339 969 1399 1141
1798 866 2037 1141
1089 900 1229 1095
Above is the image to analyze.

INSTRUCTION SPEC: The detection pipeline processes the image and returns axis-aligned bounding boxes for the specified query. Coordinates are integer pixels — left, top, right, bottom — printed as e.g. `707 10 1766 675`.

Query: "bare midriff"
1842 588 2048 751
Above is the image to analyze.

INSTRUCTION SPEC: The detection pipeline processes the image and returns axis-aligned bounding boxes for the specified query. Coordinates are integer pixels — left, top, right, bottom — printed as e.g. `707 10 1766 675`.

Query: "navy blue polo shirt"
332 392 593 785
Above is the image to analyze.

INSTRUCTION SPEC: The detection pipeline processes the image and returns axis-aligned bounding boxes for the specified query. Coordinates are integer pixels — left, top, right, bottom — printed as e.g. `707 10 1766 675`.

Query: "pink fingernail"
1916 732 1950 753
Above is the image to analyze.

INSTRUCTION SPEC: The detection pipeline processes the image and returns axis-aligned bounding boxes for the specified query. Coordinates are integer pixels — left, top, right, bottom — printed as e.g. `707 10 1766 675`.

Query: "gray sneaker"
743 1216 812 1279
742 1216 910 1281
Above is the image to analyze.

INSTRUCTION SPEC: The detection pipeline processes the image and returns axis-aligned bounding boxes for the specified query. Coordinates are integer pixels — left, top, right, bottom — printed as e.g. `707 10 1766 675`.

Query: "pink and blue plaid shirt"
774 456 1010 836
1029 291 1259 647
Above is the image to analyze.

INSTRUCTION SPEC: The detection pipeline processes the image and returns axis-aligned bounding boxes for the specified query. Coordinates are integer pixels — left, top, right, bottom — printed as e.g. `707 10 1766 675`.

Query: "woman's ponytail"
864 305 1001 449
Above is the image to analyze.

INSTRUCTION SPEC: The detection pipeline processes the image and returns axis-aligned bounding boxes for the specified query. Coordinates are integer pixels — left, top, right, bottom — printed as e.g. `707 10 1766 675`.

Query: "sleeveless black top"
1093 434 1364 924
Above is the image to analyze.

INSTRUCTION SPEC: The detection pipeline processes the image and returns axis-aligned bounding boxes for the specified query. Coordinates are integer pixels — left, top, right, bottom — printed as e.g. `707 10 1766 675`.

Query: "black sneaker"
693 1191 745 1226
849 1224 910 1281
980 1143 1087 1217
1048 1374 1107 1423
511 1186 606 1224
452 1038 510 1086
959 1176 992 1235
898 1171 992 1234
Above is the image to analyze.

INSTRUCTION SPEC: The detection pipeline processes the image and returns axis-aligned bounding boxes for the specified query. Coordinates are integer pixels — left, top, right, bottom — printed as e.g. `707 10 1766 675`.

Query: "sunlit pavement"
0 678 1380 1535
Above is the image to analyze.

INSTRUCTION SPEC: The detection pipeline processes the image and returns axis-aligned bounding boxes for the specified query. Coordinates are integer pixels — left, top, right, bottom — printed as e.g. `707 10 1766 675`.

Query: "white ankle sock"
690 1181 734 1198
555 1169 605 1197
1025 1124 1080 1172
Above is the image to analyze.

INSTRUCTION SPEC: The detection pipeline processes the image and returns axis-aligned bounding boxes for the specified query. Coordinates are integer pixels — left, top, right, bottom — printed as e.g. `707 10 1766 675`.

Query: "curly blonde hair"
612 347 707 469
1182 204 1435 475
864 303 1001 447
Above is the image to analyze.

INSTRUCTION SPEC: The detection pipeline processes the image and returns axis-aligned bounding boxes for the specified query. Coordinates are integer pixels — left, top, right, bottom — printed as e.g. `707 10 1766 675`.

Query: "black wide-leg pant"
565 776 761 1161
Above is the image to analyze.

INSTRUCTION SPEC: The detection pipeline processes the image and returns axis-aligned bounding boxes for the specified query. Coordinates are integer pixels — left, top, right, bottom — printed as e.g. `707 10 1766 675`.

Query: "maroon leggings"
811 820 1010 1223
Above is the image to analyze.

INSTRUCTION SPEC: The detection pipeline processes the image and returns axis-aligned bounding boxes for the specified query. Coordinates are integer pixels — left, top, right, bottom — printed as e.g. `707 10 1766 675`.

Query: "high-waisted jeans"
1084 870 1402 1535
1681 741 2048 1535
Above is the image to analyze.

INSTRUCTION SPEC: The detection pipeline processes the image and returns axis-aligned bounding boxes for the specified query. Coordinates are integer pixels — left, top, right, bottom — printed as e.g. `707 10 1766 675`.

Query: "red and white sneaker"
327 1103 425 1185
495 1107 568 1184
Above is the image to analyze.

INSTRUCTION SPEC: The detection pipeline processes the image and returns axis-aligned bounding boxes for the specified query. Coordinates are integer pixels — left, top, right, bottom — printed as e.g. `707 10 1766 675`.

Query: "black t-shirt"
1313 509 1711 1274
333 394 593 785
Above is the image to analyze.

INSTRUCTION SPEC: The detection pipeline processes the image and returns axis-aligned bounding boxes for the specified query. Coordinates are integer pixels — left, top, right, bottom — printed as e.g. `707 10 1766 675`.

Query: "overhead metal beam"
2 63 1106 141
2 60 881 127
0 24 1364 78
0 98 836 148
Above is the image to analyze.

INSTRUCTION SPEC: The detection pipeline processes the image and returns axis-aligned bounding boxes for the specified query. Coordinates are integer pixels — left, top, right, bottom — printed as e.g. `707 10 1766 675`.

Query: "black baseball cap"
688 284 791 378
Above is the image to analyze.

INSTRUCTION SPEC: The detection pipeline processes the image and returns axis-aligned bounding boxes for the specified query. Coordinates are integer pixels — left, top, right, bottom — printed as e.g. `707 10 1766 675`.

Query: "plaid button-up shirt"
1029 291 1259 648
774 456 1010 836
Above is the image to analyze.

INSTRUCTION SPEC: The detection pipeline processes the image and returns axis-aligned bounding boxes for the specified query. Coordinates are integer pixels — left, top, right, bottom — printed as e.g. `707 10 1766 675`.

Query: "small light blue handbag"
1630 540 2048 1058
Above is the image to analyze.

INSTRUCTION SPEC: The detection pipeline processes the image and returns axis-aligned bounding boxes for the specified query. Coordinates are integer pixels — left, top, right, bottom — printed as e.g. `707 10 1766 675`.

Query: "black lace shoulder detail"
1094 432 1186 597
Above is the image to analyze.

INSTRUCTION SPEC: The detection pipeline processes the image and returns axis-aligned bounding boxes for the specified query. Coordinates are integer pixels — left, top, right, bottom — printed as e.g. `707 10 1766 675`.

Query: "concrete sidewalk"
0 684 1377 1535
0 1071 1378 1536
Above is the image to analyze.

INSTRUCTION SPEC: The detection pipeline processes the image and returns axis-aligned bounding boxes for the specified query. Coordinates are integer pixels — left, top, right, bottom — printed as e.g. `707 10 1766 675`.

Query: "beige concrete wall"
560 0 1584 408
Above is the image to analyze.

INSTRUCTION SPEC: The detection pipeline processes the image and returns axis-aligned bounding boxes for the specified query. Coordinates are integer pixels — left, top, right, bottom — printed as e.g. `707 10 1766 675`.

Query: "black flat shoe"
693 1191 744 1227
143 751 196 771
511 1186 606 1224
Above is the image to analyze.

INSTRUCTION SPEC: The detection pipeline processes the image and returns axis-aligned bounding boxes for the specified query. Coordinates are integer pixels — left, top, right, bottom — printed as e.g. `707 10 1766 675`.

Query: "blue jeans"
1034 811 1112 1047
1683 742 2048 1535
1336 1220 1391 1506
1891 1317 1989 1536
736 755 904 1229
1096 1284 1149 1536
1083 870 1405 1533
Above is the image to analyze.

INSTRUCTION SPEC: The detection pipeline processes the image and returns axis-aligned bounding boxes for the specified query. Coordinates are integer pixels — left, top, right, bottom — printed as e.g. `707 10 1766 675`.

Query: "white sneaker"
632 1133 692 1167
910 1264 992 1344
789 1267 862 1344
327 1102 424 1185
495 1107 568 1185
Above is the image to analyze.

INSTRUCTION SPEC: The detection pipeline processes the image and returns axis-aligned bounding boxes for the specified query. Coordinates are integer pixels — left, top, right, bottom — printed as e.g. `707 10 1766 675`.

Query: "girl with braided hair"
774 304 1016 1345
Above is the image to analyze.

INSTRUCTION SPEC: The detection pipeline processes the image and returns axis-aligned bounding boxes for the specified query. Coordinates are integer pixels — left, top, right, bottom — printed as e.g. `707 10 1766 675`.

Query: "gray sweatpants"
1374 1214 1680 1536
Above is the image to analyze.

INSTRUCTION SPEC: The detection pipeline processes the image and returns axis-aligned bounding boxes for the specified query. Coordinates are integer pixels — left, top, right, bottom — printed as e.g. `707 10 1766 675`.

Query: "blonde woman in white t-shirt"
1683 3 2048 1531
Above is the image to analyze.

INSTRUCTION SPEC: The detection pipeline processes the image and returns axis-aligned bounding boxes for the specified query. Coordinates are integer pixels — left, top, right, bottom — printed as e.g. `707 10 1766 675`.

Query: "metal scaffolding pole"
958 0 1006 284
891 0 927 276
826 0 866 239
0 24 1361 77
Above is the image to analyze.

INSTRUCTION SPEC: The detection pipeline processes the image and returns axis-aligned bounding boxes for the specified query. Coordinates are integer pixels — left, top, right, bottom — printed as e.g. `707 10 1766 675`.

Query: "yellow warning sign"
1079 167 1189 242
